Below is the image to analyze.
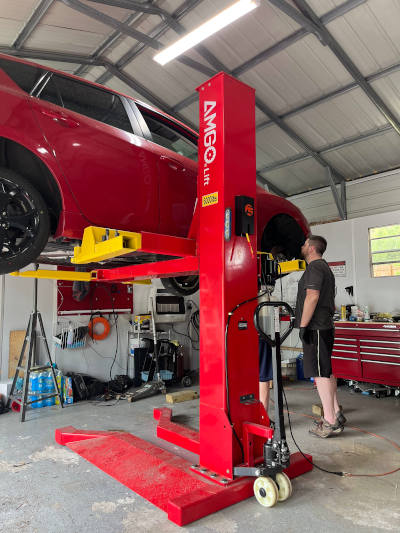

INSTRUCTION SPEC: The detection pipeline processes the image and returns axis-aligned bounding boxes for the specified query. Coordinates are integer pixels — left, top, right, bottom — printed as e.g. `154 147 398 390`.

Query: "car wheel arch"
260 212 308 260
0 137 63 233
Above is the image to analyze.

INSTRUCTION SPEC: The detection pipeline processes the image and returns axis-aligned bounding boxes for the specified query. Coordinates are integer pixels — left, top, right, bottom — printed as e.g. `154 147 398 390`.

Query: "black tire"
181 375 192 387
161 275 199 296
0 168 50 275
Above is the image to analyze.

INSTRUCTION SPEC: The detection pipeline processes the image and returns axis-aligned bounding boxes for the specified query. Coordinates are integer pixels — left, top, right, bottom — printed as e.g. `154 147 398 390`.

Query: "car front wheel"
0 168 50 275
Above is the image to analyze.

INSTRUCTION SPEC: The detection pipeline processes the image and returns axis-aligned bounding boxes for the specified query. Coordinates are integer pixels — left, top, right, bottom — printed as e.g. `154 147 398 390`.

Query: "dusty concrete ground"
0 382 399 533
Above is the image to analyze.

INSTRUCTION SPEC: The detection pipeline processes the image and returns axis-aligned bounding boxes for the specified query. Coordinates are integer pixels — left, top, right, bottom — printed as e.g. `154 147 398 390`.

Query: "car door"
134 104 198 238
29 73 159 232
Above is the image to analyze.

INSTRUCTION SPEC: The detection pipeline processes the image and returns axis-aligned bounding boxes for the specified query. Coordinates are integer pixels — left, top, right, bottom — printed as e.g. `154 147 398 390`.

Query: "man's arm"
300 289 320 327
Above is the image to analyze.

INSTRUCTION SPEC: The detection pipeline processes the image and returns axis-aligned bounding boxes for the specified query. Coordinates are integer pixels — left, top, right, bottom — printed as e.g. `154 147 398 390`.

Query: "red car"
0 53 308 294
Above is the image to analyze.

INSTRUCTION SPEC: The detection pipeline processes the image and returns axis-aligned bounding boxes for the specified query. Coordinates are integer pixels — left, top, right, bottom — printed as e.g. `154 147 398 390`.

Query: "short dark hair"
308 235 327 255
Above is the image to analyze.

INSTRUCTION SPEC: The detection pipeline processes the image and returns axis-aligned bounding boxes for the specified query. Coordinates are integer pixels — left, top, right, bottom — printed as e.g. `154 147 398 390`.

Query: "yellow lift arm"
10 228 306 282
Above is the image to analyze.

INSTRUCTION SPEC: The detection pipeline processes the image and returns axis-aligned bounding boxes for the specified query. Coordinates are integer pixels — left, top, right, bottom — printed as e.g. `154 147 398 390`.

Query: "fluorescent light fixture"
154 0 260 66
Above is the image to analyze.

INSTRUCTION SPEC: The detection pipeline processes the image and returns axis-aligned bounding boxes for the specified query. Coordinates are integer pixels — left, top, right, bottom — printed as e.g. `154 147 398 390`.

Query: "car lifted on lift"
0 53 308 293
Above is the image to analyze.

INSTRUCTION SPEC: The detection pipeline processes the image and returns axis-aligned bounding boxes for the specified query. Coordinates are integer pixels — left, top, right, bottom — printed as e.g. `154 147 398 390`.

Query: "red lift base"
55 426 312 526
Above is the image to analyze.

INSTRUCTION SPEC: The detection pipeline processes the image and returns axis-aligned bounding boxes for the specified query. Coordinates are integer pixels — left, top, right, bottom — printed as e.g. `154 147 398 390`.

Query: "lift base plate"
55 426 312 526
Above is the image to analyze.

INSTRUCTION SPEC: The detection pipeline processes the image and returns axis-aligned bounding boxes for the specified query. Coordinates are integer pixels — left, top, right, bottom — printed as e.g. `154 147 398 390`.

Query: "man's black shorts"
302 328 334 378
259 339 273 382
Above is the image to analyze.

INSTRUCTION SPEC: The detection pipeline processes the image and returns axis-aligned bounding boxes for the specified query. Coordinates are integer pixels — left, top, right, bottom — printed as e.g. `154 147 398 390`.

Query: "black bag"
67 373 89 401
0 395 9 414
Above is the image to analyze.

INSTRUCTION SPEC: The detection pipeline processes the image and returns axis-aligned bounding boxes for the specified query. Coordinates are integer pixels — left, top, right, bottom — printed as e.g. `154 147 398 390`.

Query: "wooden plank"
165 390 199 404
9 330 27 378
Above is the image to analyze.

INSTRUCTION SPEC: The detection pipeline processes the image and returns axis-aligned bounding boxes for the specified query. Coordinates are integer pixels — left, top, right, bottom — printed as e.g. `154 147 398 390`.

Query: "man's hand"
299 327 311 344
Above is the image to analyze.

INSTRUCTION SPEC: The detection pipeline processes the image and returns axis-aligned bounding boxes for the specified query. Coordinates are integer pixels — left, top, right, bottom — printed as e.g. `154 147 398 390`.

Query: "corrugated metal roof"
291 169 400 222
240 33 353 115
323 128 400 177
284 86 388 148
256 125 305 168
261 157 327 195
1 0 400 210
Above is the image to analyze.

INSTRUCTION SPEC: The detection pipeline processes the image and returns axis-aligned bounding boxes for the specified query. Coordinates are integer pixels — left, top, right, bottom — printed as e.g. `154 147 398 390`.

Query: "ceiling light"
154 0 260 66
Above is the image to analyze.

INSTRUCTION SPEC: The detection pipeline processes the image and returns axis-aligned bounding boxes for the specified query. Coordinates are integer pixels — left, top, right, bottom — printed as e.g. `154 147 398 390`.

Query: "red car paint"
0 53 308 256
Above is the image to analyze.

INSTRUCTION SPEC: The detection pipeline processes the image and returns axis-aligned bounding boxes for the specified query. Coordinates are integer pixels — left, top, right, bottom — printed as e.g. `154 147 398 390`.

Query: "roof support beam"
256 59 400 131
74 10 142 77
326 167 347 220
256 174 286 197
268 0 325 43
87 0 184 32
76 0 202 78
254 96 346 184
259 124 394 173
12 0 54 49
172 0 366 111
62 0 213 79
0 47 105 66
61 0 163 49
232 0 366 77
341 179 347 219
290 0 400 137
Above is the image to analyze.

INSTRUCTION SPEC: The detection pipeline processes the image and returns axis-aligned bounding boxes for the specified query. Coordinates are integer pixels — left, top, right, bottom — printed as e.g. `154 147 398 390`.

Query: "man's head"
301 235 327 262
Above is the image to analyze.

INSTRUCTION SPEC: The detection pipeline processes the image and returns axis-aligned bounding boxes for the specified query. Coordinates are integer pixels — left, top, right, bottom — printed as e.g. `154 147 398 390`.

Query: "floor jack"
51 72 313 526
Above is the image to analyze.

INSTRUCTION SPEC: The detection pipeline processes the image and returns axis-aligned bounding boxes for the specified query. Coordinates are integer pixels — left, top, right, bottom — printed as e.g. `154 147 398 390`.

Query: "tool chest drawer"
333 322 400 386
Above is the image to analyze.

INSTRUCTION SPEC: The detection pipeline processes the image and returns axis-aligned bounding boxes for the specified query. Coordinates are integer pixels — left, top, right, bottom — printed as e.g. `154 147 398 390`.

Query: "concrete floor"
0 382 399 533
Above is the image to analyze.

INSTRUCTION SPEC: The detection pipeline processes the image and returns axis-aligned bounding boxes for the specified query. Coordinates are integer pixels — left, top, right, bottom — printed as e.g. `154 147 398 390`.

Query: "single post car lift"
54 73 312 526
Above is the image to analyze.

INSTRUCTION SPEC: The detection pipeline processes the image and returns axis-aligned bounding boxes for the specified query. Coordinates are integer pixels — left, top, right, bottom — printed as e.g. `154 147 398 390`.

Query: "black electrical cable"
108 288 119 381
282 387 344 477
225 288 270 462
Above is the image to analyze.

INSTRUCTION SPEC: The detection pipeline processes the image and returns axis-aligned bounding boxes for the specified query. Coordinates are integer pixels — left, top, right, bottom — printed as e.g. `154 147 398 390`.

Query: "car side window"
140 109 197 162
0 57 44 93
38 74 133 133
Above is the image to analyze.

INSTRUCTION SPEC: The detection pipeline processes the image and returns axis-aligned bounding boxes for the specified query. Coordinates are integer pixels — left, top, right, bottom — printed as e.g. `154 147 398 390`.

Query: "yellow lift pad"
278 259 306 274
10 269 94 282
72 226 142 265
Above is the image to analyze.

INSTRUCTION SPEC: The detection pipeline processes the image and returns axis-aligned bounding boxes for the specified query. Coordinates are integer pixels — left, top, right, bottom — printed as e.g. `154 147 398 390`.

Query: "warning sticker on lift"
202 192 218 207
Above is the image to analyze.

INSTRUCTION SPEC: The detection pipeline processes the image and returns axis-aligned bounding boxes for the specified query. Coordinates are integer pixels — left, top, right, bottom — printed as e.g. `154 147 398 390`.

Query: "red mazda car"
0 53 308 294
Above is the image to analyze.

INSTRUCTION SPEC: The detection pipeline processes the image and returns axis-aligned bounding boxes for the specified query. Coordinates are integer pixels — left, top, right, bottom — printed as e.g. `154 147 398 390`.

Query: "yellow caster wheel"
275 472 292 501
253 476 279 507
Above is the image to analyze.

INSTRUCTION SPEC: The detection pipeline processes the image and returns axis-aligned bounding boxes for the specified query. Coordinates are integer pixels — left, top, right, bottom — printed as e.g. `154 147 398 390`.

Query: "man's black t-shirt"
295 259 335 330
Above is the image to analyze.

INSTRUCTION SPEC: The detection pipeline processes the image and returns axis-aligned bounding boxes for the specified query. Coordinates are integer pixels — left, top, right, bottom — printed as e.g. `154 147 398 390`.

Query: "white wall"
0 267 55 381
53 314 131 382
312 210 400 315
0 270 199 385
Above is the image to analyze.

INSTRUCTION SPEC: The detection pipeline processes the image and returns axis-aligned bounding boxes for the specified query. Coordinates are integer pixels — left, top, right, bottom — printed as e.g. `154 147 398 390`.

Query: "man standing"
295 235 346 438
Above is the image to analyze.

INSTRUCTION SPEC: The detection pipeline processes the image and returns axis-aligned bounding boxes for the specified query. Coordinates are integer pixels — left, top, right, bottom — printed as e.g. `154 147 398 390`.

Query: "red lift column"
197 73 265 478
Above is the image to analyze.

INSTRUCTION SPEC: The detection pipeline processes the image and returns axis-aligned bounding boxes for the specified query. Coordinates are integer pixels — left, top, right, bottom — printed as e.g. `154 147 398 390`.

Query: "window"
140 110 197 161
369 224 400 277
0 57 44 93
38 74 133 133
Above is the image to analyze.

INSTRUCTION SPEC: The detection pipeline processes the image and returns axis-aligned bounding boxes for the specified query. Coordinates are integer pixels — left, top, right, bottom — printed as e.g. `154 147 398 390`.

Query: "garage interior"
0 1 399 532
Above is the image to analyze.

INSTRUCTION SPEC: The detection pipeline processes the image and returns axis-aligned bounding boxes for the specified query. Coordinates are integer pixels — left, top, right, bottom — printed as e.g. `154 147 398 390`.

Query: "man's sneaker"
313 408 346 430
336 407 347 426
309 418 343 438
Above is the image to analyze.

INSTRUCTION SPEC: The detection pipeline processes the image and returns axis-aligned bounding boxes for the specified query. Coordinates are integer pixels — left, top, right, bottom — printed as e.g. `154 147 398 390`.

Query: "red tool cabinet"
332 321 400 386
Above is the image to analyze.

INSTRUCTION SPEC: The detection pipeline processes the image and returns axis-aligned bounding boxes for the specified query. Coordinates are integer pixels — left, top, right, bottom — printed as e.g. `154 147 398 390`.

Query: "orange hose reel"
88 316 111 341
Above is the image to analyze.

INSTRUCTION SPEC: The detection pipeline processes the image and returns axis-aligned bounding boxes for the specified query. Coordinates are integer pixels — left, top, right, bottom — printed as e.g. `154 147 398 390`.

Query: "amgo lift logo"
202 100 218 208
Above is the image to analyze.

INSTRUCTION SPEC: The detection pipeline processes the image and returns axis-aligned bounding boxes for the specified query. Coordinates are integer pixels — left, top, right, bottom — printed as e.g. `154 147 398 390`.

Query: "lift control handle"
253 301 295 346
